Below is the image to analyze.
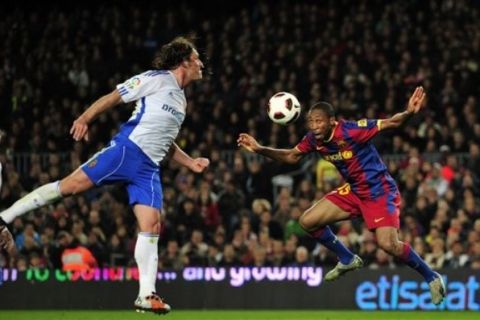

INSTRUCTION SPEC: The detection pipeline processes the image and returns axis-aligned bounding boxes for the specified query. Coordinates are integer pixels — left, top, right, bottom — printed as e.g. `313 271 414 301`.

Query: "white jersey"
116 70 186 164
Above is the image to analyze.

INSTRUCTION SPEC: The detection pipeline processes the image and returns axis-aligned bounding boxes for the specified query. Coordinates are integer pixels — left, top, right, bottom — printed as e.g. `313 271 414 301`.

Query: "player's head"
152 36 204 81
307 101 336 141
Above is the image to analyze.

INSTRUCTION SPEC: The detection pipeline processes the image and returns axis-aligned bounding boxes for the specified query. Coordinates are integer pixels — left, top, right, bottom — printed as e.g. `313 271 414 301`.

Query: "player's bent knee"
298 214 311 231
299 212 324 232
138 221 160 234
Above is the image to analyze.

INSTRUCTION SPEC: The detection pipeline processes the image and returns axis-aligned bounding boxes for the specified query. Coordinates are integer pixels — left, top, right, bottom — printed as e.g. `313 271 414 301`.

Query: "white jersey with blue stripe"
116 70 186 164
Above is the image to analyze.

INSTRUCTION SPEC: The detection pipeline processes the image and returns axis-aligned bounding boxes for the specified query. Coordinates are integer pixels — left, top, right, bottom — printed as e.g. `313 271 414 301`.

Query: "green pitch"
0 310 475 320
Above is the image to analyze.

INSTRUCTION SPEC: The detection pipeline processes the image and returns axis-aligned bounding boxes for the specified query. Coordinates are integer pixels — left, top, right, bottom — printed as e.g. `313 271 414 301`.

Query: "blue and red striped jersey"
296 119 398 200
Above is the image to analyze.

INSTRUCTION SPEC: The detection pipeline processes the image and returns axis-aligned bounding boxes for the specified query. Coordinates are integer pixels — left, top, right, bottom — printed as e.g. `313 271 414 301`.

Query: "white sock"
135 232 159 298
0 181 62 223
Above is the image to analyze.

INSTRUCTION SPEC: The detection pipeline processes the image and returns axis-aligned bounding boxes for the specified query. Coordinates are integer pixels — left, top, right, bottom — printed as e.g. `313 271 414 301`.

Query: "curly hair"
152 36 197 70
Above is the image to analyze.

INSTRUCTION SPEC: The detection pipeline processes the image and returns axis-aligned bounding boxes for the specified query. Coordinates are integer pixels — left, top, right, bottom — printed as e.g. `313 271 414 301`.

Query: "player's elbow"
285 155 301 165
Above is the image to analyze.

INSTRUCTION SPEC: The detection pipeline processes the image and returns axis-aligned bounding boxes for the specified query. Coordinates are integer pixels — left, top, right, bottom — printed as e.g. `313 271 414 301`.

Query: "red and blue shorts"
325 183 401 230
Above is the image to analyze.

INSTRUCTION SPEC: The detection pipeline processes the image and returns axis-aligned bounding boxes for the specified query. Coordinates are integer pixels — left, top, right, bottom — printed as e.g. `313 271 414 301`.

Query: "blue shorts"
81 135 162 209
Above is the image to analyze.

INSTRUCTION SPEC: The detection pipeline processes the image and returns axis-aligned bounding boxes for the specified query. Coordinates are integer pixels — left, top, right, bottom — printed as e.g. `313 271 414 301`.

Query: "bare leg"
299 197 351 231
59 167 95 196
299 198 361 278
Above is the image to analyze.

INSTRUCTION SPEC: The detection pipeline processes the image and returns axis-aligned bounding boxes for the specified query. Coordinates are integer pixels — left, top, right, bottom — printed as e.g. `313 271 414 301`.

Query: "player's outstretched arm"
237 133 303 164
70 89 123 141
171 143 210 173
380 86 426 131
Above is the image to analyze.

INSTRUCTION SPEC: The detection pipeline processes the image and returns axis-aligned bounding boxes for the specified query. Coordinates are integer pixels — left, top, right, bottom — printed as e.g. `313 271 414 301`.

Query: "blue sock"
311 226 354 264
401 243 437 282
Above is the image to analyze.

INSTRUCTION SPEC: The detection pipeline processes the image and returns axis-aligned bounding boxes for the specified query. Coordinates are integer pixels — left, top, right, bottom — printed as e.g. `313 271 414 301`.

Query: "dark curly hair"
152 36 197 70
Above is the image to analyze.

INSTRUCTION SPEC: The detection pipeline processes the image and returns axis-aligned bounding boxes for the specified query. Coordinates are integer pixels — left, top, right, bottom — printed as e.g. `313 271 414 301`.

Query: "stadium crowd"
1 0 480 272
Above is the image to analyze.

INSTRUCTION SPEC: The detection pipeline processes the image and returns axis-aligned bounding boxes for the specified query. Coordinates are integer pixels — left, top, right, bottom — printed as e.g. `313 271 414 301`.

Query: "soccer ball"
267 92 301 125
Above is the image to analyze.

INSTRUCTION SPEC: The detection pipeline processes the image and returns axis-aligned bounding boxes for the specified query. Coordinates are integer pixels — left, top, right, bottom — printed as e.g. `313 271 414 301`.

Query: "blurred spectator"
250 245 270 267
15 222 41 251
250 198 272 232
58 231 98 272
180 229 208 266
284 206 308 240
281 238 298 266
290 246 313 267
445 241 469 268
422 163 449 197
273 195 292 227
425 238 447 270
217 180 245 234
86 230 107 266
468 142 480 175
256 210 283 241
316 158 341 190
159 240 183 270
175 199 204 243
218 244 240 267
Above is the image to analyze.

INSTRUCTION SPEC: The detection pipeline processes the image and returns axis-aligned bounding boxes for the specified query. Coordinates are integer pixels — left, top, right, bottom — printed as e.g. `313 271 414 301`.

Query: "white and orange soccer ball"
267 92 302 125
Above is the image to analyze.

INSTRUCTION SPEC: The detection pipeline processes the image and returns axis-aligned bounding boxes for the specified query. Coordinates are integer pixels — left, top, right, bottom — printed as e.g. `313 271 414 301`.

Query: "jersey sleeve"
344 119 382 143
295 132 317 154
116 71 165 103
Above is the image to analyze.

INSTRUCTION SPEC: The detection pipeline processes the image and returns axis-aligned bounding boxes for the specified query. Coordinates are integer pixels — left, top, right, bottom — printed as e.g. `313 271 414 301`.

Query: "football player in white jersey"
0 37 208 314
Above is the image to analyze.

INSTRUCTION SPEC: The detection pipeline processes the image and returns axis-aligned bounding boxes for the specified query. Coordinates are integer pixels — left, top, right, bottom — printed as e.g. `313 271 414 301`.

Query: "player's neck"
171 69 190 89
323 121 338 142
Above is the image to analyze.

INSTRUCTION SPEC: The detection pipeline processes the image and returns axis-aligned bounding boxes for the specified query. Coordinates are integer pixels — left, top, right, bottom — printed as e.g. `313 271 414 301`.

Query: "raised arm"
237 133 304 164
70 89 123 141
171 143 210 173
380 86 426 131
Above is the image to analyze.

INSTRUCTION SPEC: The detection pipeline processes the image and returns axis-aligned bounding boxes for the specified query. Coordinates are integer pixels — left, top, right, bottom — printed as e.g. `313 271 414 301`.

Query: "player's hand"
190 157 210 173
237 133 260 153
406 86 426 114
70 117 90 142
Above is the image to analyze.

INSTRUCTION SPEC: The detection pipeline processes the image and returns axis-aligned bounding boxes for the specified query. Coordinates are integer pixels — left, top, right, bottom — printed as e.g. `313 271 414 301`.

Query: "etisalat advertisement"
1 267 479 310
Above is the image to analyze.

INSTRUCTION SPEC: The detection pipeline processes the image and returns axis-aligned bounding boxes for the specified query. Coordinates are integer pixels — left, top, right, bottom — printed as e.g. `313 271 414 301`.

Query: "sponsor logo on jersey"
341 150 353 159
324 150 354 161
162 104 185 124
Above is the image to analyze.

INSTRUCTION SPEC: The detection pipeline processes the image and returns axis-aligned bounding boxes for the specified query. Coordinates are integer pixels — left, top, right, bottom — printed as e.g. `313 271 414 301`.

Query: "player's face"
185 49 204 80
307 109 335 141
